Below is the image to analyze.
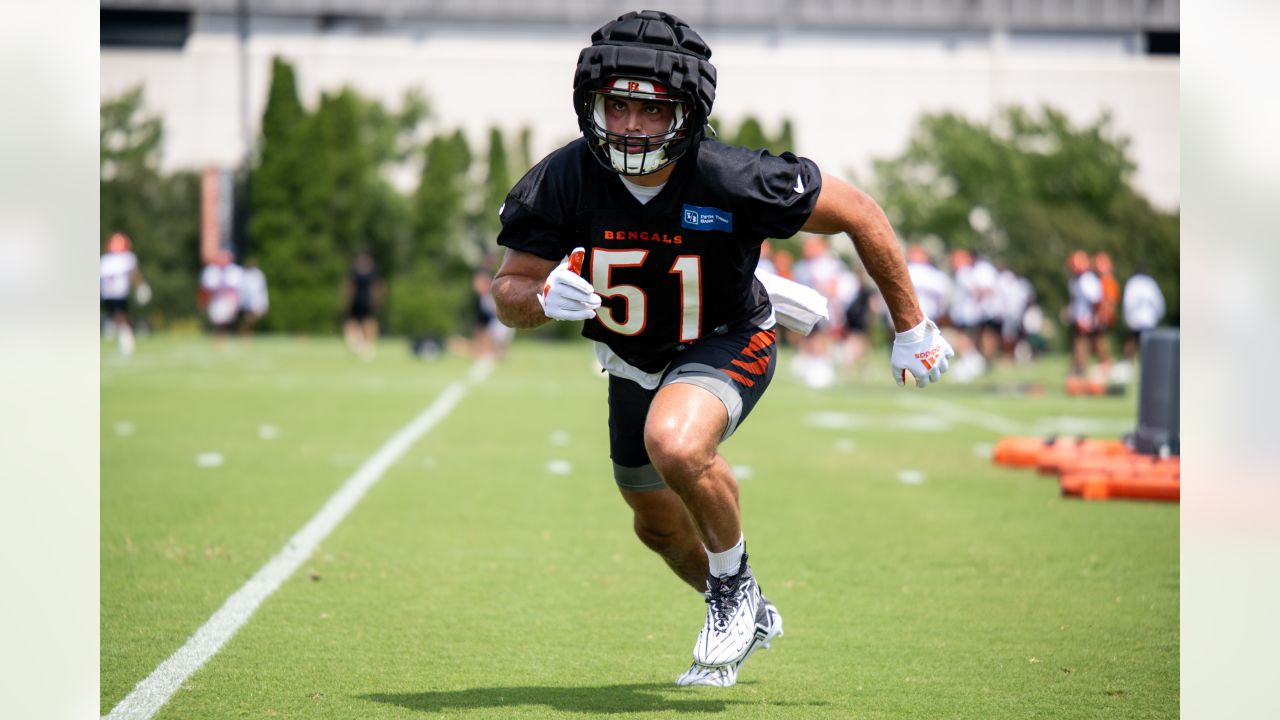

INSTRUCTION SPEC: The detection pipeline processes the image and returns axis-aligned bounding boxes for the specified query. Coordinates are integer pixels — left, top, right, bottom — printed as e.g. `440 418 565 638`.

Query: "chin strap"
605 142 669 175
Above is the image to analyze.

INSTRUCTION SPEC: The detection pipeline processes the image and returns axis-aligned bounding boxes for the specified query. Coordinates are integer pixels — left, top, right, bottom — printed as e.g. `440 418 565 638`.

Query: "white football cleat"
677 597 784 687
692 555 780 668
675 662 737 687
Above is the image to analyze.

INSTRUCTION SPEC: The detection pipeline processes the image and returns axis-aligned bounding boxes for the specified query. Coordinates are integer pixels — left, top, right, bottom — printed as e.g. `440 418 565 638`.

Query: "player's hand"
891 318 954 388
135 283 152 306
537 248 600 321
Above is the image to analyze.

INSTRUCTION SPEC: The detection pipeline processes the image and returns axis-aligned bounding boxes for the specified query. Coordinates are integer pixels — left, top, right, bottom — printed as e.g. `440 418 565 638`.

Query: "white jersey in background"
100 251 137 300
239 267 269 315
202 262 245 325
201 262 245 295
995 269 1031 337
949 265 981 328
1122 273 1166 331
1068 271 1102 329
970 258 1000 324
907 261 952 322
793 254 854 329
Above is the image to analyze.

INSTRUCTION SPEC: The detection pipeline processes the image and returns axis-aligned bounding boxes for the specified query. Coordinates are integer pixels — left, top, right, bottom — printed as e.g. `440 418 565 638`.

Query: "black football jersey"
498 138 822 373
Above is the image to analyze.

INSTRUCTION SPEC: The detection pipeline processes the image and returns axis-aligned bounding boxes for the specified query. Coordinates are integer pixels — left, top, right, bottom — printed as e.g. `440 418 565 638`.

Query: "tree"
481 127 511 240
871 105 1179 328
250 58 426 332
392 130 475 337
249 58 319 330
715 116 795 156
101 86 200 327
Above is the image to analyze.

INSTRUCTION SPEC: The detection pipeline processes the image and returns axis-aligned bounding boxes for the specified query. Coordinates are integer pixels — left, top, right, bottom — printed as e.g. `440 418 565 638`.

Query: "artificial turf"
102 335 1176 718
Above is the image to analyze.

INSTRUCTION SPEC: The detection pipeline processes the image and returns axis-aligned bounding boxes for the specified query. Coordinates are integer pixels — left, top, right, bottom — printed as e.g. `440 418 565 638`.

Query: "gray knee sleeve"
613 462 667 492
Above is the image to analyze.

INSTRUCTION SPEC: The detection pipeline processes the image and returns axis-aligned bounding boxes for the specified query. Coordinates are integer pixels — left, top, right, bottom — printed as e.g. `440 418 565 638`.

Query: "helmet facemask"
587 77 689 176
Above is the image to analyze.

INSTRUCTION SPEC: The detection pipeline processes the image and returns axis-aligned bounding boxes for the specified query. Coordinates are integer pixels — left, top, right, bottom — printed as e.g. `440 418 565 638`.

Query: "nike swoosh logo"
793 174 804 194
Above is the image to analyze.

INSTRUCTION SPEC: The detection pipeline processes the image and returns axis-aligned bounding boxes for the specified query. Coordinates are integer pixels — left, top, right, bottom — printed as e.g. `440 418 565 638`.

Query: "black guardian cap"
573 10 717 175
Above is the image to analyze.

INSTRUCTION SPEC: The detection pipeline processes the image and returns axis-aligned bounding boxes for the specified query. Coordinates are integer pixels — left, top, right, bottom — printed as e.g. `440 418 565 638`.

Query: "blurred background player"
790 235 854 388
237 256 269 337
100 232 148 356
1091 252 1119 374
970 251 1001 365
994 261 1034 365
470 255 513 359
905 244 952 333
946 248 986 381
839 264 877 379
343 250 384 360
1120 262 1167 364
1065 249 1102 377
199 249 244 346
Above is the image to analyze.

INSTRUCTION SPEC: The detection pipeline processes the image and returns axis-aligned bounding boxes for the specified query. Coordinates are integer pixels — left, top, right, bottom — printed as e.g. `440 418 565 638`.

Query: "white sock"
707 535 746 578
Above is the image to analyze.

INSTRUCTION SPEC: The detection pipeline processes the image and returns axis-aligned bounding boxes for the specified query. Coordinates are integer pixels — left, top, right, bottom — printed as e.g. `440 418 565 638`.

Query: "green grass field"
102 335 1177 719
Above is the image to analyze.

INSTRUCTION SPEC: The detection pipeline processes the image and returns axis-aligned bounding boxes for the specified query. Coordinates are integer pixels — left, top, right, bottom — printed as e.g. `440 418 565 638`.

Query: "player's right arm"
492 249 558 329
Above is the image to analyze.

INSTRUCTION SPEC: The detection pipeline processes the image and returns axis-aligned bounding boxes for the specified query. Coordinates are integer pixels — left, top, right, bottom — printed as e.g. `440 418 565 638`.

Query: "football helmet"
573 11 716 176
106 232 131 254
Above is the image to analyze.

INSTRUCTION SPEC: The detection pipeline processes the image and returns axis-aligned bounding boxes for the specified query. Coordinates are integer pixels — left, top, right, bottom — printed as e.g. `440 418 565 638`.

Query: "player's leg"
362 317 379 359
112 307 135 356
1071 326 1089 375
609 374 708 591
619 485 707 591
646 327 783 669
343 316 362 353
1092 327 1113 366
643 383 740 552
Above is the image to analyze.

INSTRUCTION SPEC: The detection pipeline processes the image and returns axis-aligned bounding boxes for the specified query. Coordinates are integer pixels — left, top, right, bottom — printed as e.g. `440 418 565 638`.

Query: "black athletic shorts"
101 298 128 315
347 301 373 321
608 324 777 479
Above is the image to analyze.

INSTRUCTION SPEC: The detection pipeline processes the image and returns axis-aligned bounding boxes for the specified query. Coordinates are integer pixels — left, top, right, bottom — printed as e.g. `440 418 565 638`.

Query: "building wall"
100 15 1179 208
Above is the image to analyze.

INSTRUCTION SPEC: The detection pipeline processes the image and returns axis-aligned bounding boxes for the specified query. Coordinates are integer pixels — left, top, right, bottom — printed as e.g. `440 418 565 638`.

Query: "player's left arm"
800 173 921 332
130 264 152 306
801 172 952 387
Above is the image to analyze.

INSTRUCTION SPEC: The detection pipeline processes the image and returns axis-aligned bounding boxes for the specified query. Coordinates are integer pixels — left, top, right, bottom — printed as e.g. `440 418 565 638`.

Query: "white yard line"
913 397 1028 435
899 396 1133 437
104 359 492 720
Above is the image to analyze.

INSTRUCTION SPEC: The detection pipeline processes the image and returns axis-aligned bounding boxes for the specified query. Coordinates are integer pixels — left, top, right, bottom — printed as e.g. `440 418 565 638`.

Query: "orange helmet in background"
801 235 828 259
906 244 931 264
1068 250 1090 274
107 232 131 254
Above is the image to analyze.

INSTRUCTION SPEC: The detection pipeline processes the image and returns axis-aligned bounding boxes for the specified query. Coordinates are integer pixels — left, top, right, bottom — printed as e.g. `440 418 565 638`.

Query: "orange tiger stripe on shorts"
723 328 776 387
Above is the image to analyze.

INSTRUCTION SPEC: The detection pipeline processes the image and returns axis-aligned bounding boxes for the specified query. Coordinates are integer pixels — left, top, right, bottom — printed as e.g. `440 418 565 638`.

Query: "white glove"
891 318 954 388
135 282 152 306
537 248 601 321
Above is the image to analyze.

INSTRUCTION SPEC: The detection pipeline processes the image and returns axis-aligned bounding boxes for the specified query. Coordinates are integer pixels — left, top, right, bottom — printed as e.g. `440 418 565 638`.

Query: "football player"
100 232 148 356
343 250 383 360
1066 249 1102 377
491 10 953 687
199 249 245 347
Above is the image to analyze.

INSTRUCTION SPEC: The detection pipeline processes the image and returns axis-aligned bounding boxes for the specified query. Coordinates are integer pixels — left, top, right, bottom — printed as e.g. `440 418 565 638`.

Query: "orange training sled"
991 435 1127 471
993 435 1179 503
1059 454 1179 501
